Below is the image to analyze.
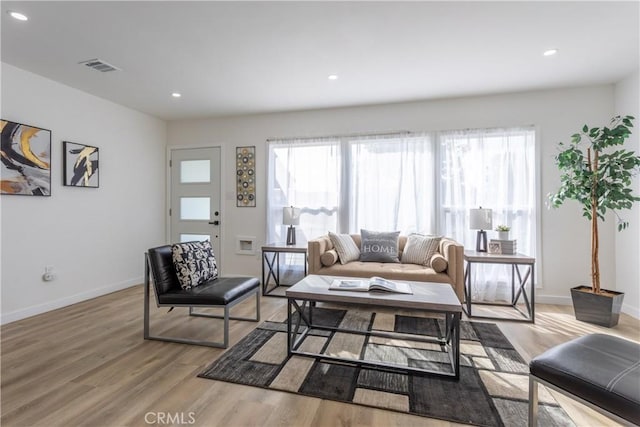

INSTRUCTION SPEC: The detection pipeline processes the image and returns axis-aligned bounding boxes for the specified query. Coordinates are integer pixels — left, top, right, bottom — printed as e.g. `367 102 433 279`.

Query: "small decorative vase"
498 231 509 240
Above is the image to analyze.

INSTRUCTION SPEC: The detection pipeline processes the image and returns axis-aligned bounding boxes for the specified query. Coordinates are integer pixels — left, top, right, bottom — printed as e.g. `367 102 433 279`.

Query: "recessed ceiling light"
171 92 181 98
543 49 558 57
328 74 339 80
8 11 28 21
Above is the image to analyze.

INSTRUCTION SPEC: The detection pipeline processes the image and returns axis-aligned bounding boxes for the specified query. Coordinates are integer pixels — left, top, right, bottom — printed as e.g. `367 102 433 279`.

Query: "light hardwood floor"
1 285 638 427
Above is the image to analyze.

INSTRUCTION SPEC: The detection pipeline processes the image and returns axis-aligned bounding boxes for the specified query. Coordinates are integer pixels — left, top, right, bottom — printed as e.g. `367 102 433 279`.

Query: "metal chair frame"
529 374 636 427
143 253 260 348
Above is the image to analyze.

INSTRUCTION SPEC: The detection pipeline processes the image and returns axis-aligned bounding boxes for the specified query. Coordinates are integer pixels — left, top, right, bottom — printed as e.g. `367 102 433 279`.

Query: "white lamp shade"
469 208 493 230
283 206 301 226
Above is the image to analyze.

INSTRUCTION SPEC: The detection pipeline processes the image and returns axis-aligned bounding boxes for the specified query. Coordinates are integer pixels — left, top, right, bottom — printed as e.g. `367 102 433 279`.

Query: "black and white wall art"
0 119 52 196
63 141 99 188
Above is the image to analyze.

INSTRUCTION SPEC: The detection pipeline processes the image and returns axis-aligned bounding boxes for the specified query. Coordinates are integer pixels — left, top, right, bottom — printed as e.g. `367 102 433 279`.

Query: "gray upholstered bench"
529 334 640 426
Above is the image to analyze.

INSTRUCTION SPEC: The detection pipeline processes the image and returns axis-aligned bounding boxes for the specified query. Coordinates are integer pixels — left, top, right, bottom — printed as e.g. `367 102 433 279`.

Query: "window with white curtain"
266 133 435 243
348 135 436 234
267 138 341 244
439 127 536 300
267 127 537 300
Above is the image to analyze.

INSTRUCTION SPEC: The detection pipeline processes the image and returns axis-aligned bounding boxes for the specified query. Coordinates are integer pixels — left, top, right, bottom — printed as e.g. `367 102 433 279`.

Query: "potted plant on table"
495 225 511 240
549 115 640 327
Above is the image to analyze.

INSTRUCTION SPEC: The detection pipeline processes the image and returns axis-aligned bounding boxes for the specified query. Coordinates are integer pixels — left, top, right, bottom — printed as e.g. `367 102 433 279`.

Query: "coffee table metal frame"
286 276 462 380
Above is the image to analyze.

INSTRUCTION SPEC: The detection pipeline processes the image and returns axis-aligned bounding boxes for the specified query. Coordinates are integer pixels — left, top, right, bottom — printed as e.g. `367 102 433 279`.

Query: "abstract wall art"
63 141 99 188
0 119 52 196
236 146 255 207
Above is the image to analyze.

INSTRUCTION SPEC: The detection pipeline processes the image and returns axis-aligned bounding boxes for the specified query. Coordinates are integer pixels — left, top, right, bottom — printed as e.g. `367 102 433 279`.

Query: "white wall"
615 70 640 318
167 84 627 310
0 64 167 324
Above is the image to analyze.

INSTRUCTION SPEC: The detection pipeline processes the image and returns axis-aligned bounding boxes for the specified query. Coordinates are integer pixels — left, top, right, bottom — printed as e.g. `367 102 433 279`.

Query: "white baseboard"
621 303 640 319
536 293 639 320
535 294 572 306
1 277 142 325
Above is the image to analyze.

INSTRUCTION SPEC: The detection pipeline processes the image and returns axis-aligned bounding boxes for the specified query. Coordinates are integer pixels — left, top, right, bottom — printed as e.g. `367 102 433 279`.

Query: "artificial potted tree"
549 115 640 327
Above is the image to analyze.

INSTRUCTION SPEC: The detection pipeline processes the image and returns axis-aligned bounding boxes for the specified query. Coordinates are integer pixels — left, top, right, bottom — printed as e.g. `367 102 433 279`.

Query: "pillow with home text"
359 229 400 263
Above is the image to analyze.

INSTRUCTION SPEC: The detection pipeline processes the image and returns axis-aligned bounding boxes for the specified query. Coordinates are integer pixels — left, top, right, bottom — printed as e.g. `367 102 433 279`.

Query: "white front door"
170 147 222 259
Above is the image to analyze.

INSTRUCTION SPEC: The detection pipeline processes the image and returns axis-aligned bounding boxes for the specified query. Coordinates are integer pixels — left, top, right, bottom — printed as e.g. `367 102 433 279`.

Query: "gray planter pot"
570 286 625 327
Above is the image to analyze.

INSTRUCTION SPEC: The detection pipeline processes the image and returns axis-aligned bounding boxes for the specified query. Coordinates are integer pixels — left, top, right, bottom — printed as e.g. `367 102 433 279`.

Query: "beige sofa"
308 234 464 302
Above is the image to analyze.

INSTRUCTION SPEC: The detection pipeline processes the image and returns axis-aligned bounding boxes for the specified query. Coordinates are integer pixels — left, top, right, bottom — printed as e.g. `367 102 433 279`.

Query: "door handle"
209 220 220 226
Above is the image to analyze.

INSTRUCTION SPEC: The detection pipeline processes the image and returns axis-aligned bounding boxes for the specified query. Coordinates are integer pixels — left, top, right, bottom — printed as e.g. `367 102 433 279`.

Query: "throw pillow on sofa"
401 234 441 266
430 253 448 272
328 232 361 264
359 229 400 263
320 249 339 267
172 240 218 289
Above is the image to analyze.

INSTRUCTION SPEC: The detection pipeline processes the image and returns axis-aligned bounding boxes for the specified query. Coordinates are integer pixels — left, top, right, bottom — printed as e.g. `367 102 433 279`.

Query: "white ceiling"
1 1 638 121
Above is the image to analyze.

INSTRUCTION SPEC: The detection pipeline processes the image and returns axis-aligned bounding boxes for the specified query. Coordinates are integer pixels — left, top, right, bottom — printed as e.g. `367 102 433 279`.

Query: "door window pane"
180 197 210 220
181 160 210 183
180 234 210 243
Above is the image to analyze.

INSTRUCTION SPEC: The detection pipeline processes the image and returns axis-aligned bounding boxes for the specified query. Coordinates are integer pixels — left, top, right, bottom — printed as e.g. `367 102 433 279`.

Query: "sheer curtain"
267 127 537 300
439 127 536 301
347 134 436 234
266 138 341 244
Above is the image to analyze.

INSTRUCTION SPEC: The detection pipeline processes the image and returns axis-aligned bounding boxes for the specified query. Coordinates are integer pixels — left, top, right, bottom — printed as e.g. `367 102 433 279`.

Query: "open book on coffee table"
329 276 413 294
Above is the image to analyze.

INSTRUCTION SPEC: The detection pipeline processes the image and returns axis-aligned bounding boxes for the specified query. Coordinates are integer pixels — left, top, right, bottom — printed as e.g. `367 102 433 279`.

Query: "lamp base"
476 230 487 252
286 226 296 246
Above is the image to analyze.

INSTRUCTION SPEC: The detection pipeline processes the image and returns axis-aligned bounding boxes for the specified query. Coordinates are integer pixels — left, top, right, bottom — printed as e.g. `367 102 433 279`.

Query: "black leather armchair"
144 244 260 348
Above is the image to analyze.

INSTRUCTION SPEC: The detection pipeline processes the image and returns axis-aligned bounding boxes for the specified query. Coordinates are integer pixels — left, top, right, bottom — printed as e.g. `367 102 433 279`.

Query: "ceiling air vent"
78 58 121 73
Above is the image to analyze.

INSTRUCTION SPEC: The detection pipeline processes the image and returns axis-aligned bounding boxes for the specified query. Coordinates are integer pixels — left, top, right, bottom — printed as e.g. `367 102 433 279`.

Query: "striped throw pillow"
401 234 442 266
328 232 361 264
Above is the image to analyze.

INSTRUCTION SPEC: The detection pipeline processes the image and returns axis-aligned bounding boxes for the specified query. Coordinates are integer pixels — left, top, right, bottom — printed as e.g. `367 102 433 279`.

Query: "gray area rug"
199 307 574 427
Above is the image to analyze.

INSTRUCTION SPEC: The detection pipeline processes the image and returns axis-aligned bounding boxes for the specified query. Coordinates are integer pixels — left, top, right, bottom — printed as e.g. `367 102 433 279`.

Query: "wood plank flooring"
2 284 638 427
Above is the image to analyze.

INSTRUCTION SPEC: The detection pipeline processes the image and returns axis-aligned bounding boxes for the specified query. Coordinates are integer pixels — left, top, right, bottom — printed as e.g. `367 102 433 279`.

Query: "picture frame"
236 146 255 207
63 141 99 188
0 119 52 196
488 241 502 254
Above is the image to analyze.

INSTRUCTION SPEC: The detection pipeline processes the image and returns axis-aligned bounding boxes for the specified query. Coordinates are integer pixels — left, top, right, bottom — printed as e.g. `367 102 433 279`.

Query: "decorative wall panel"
236 146 255 207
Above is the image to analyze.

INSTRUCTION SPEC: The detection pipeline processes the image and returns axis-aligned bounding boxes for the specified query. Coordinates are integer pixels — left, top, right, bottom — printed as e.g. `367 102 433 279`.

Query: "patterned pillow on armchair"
171 240 218 289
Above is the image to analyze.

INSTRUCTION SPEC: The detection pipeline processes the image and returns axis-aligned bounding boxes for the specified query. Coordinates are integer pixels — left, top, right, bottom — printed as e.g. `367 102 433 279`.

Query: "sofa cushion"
171 240 218 289
430 253 448 272
316 261 453 284
359 229 400 263
401 234 441 266
329 232 361 264
320 249 339 267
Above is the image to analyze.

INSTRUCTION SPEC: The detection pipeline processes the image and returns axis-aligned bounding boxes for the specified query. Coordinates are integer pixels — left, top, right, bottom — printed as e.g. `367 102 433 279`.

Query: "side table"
261 242 308 297
463 250 535 323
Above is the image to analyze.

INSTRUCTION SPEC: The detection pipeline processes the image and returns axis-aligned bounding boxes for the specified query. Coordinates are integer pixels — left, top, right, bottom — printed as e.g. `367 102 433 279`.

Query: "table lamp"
470 207 492 252
283 206 301 245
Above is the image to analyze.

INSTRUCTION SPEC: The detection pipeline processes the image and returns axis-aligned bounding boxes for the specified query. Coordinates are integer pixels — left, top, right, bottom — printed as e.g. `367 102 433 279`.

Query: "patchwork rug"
199 307 574 427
